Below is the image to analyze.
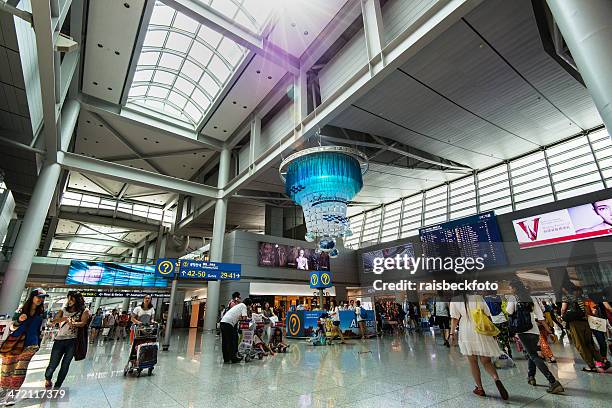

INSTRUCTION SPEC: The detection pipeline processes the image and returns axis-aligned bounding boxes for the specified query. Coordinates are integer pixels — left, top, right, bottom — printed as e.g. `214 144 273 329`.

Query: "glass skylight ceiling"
127 2 268 127
202 0 276 34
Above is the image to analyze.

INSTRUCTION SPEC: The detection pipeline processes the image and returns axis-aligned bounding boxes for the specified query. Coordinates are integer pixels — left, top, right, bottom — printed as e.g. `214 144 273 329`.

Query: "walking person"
89 308 103 344
44 291 90 390
220 298 252 363
507 279 564 394
328 299 346 344
561 285 609 372
434 292 451 347
102 310 115 342
0 289 48 406
450 294 509 400
115 311 129 341
130 295 155 344
355 300 366 339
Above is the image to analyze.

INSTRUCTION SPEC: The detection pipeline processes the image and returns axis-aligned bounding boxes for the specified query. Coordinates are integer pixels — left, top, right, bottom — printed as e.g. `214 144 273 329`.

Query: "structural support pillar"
93 296 101 311
162 277 178 350
0 162 61 316
121 297 130 312
203 148 231 332
546 0 612 132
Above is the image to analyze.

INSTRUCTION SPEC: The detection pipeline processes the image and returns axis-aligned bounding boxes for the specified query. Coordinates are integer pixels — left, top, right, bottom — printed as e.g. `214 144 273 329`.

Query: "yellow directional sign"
310 273 318 287
156 259 176 277
320 272 330 286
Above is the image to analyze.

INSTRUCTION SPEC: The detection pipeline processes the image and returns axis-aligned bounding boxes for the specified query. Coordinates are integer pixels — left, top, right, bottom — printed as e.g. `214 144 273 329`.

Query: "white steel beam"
222 0 483 198
103 148 211 162
361 0 385 74
58 152 220 198
58 210 160 232
31 0 60 162
160 0 300 74
79 96 224 151
54 234 136 248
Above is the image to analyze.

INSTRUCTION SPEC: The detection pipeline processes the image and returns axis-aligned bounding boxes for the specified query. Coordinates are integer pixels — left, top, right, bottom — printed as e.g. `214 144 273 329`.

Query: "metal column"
546 0 612 132
121 297 130 312
162 277 178 350
203 148 231 331
0 162 62 316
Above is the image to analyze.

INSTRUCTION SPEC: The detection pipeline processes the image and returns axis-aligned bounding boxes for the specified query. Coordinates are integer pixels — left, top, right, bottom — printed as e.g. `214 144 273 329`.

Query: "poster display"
258 242 330 271
286 310 376 338
513 198 612 249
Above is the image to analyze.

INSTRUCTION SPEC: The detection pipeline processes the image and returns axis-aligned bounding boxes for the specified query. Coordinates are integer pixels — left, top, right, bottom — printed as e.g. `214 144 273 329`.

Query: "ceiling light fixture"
280 145 368 256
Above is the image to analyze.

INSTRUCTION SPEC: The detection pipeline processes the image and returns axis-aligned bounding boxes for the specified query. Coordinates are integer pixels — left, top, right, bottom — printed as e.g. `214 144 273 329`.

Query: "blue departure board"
419 212 507 266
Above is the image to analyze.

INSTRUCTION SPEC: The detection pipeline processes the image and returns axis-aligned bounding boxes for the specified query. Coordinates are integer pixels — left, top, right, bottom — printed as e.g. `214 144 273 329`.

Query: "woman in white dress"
450 294 508 400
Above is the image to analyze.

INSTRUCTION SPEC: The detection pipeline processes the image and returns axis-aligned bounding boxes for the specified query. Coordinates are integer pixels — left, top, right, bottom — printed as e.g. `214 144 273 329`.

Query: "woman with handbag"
450 294 508 400
561 285 609 373
0 289 48 405
44 291 90 389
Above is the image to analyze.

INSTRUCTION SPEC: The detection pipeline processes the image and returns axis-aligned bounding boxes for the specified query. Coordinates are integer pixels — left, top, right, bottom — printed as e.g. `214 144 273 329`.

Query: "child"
269 327 289 353
253 328 274 356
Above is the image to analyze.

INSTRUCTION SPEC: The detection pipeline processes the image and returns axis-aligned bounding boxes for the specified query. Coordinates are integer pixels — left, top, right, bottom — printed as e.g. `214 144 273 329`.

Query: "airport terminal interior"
0 0 611 407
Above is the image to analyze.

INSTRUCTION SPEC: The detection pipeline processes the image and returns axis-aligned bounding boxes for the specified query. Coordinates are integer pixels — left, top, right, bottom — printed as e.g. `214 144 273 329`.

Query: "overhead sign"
155 258 178 278
80 290 170 298
309 271 333 289
513 197 612 249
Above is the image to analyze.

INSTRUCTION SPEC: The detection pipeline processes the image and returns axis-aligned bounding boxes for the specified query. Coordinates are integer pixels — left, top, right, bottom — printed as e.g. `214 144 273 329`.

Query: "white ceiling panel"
122 192 175 206
201 55 287 140
124 231 150 243
269 0 350 57
82 0 146 103
67 172 121 196
56 220 80 235
149 152 211 180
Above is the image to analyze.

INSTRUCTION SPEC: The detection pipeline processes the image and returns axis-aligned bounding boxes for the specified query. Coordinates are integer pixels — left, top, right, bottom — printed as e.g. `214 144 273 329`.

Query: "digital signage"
362 243 415 273
419 211 507 266
258 242 329 271
513 197 612 249
66 261 168 288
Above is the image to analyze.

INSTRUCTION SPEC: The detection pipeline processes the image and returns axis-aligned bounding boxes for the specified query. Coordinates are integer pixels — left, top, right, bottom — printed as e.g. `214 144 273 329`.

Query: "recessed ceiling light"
243 106 247 109
98 124 103 128
256 70 261 74
144 137 148 140
107 87 112 91
86 120 91 124
223 130 227 133
232 101 237 104
124 2 130 8
304 31 308 36
97 43 103 48
93 82 98 86
291 23 296 27
115 51 120 55
84 138 88 141
267 76 272 80
213 126 218 129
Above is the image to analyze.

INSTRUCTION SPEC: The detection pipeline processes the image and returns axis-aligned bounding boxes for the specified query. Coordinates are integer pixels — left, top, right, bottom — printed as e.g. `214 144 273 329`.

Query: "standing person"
131 295 155 344
89 308 103 344
355 300 366 339
507 280 564 394
328 299 346 344
44 291 90 390
102 310 115 342
561 286 609 372
434 294 451 347
227 292 241 310
115 311 129 341
220 298 252 363
449 295 509 400
0 289 48 405
347 300 355 311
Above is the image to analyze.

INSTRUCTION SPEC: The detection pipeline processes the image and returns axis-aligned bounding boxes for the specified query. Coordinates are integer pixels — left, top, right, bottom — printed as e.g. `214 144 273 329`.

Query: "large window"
347 127 609 249
127 2 249 127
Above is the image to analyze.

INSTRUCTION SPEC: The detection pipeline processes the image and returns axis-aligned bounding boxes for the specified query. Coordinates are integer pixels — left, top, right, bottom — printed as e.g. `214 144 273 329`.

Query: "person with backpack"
484 293 512 358
449 294 508 400
561 285 610 372
507 279 564 394
44 291 90 389
115 311 129 340
355 300 367 339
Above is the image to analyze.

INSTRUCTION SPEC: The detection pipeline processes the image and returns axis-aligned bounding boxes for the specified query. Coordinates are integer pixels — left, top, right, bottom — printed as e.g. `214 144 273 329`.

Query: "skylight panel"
127 2 250 127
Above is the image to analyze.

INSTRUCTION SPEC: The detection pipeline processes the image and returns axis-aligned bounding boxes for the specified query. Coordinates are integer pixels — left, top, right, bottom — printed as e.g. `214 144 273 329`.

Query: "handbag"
588 315 607 332
471 299 500 337
0 333 25 356
74 311 90 361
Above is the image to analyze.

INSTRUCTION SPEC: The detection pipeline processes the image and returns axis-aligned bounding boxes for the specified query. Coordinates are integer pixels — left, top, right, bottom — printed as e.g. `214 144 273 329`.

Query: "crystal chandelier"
280 146 368 256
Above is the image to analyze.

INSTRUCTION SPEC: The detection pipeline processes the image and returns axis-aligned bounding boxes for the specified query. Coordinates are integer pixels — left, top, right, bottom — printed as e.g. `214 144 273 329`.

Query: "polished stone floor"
6 328 612 408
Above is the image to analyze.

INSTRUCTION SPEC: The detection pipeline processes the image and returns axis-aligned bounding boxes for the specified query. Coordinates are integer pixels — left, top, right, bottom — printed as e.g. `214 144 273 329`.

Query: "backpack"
359 307 367 319
509 302 533 334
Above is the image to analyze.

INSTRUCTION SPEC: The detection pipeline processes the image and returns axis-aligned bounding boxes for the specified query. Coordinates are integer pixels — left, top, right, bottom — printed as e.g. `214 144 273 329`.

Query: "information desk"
286 310 376 338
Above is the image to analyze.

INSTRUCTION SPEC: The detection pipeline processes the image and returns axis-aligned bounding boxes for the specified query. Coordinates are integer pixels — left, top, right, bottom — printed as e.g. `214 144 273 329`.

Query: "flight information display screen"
419 211 507 266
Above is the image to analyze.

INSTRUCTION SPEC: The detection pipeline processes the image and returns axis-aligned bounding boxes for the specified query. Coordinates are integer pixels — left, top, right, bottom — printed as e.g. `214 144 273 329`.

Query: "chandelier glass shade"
280 146 368 253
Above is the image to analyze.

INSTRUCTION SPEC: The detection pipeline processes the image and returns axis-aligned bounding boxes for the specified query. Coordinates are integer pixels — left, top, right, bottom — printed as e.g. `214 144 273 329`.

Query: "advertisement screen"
66 261 168 287
362 244 415 273
419 211 507 266
513 198 612 249
258 242 330 271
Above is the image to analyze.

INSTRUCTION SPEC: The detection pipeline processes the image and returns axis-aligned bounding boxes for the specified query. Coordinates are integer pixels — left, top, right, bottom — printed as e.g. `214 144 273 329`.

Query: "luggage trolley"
124 323 159 377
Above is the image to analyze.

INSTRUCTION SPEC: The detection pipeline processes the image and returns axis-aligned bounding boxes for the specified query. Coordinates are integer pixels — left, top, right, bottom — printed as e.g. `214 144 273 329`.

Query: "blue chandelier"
280 146 368 256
